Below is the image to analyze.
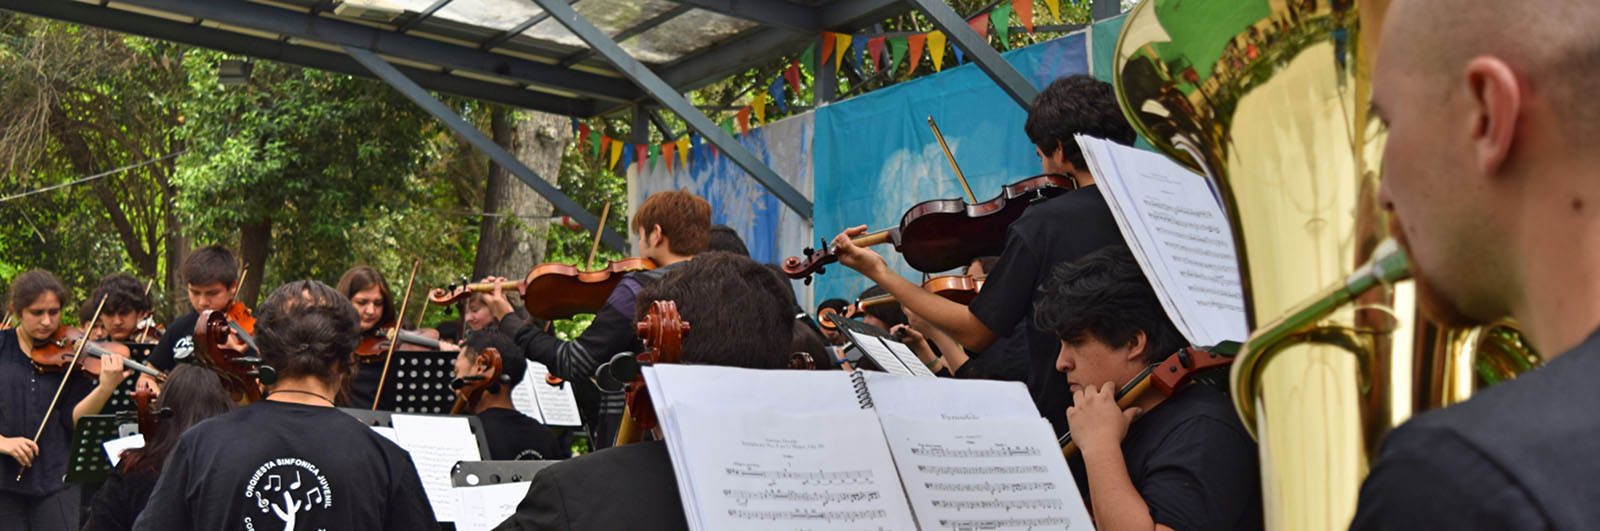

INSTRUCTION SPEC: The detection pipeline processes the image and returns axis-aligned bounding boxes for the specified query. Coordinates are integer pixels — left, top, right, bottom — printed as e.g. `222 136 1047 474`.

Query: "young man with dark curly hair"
1034 245 1260 531
830 74 1135 435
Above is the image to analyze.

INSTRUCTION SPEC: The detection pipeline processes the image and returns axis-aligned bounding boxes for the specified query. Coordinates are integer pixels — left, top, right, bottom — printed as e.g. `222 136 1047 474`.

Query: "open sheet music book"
1076 135 1249 347
643 365 1095 530
510 361 584 426
827 314 937 377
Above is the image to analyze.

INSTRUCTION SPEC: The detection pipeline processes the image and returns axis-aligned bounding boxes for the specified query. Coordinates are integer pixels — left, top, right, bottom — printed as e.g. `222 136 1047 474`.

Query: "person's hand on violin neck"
480 276 517 321
97 352 132 389
831 226 893 280
829 226 999 352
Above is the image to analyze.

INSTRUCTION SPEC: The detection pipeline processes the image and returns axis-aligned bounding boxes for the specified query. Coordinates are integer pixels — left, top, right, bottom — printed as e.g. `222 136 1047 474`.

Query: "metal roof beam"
345 46 629 252
395 0 455 33
655 0 904 91
533 0 813 220
903 0 1037 108
104 0 642 102
0 0 596 116
669 0 819 32
556 4 692 68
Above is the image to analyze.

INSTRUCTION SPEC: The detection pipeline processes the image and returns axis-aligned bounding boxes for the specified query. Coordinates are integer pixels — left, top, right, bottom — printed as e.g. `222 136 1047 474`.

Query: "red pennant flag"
906 33 927 74
867 37 886 70
634 144 647 172
736 107 751 135
1014 0 1035 33
969 13 990 40
819 32 835 67
577 123 590 154
784 62 801 94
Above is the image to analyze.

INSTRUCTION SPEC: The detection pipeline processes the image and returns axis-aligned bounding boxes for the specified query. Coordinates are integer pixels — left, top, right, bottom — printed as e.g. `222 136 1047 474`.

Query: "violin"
449 347 505 415
355 323 442 363
1059 345 1234 456
783 174 1077 280
428 257 657 321
852 274 985 317
193 301 263 403
27 326 164 380
129 315 164 344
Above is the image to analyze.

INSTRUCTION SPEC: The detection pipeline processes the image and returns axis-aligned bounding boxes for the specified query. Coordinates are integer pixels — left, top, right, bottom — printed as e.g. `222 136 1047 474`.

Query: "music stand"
338 408 493 459
450 460 560 488
65 414 135 484
379 350 460 414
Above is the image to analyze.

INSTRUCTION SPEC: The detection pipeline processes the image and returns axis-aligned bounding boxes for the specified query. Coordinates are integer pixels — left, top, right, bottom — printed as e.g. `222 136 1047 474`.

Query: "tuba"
1109 0 1538 528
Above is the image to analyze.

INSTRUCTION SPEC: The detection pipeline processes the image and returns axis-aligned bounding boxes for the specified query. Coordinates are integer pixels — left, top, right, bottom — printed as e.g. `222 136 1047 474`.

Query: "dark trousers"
0 484 81 531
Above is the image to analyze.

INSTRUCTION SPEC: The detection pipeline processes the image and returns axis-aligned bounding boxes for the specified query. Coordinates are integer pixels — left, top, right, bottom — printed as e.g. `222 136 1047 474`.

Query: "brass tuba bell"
1109 0 1538 528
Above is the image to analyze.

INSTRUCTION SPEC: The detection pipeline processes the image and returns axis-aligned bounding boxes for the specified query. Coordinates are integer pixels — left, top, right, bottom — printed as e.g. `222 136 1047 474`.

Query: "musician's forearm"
1083 444 1161 531
72 381 118 424
866 270 997 350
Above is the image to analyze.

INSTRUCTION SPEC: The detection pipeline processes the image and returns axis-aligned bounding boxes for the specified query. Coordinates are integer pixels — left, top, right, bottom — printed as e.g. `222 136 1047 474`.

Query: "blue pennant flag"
569 117 580 136
853 35 868 73
769 78 787 113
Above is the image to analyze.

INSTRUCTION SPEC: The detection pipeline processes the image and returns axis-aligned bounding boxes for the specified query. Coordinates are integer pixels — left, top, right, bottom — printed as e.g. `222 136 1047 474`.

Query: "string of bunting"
564 0 1071 174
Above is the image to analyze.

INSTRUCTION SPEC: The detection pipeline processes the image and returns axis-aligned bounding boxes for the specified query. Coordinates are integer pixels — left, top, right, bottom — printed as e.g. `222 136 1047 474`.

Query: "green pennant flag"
589 130 600 158
648 144 661 171
719 117 737 138
887 37 908 76
799 43 815 79
991 4 1014 50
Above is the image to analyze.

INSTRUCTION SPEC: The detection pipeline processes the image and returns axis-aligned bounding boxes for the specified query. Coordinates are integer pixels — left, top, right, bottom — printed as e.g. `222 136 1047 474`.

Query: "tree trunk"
237 218 272 308
473 109 569 278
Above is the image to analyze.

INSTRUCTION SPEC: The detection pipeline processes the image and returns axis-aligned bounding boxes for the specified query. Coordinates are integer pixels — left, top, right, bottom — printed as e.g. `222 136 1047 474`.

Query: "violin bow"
928 116 977 203
373 260 421 410
135 279 156 343
585 201 612 270
16 295 107 480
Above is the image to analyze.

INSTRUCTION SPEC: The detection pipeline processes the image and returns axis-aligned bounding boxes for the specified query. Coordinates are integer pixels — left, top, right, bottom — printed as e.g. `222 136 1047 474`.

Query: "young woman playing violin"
0 270 132 530
336 266 455 409
83 365 234 531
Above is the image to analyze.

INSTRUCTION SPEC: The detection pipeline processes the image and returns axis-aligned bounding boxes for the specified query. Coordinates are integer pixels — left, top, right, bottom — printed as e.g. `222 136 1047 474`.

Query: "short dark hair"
255 280 363 387
335 266 396 328
858 286 907 329
707 225 750 257
81 273 153 323
1033 245 1186 364
463 330 527 388
635 252 792 369
7 270 67 314
631 190 712 256
1024 74 1137 170
182 245 239 288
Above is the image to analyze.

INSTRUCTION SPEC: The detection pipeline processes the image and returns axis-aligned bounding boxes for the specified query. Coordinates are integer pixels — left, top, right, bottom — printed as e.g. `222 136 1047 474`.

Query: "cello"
192 301 264 403
449 347 506 415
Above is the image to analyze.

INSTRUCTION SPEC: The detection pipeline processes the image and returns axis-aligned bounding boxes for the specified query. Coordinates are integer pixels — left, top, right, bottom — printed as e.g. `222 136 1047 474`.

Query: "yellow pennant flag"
608 140 622 170
676 137 690 169
833 32 851 73
752 93 767 125
1045 0 1062 23
927 31 946 72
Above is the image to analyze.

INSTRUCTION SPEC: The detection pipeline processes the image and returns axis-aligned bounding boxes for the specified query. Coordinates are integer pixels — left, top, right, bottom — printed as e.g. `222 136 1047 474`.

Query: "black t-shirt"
477 407 563 460
148 312 200 372
132 400 436 530
0 329 97 496
968 322 1031 383
968 187 1125 435
83 466 160 531
1350 327 1600 529
1068 384 1262 531
347 356 398 410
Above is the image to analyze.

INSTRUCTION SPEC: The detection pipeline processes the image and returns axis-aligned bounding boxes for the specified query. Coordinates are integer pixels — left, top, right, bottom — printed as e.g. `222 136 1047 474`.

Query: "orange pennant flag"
833 32 851 73
820 32 834 67
662 142 676 173
906 33 926 76
1044 0 1062 23
736 107 751 135
927 31 947 72
1014 0 1035 33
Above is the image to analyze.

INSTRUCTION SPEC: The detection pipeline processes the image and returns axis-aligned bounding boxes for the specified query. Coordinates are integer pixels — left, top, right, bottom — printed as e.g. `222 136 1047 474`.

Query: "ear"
1125 331 1148 363
649 224 667 247
1464 57 1522 176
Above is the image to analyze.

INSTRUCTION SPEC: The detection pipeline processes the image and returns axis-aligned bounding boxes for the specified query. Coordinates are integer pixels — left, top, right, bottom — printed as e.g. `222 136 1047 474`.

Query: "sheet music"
664 405 917 531
881 340 937 377
879 415 1093 530
645 365 862 415
452 482 531 531
390 414 482 523
861 371 1037 420
102 434 144 466
854 337 915 376
511 362 583 426
1077 135 1249 347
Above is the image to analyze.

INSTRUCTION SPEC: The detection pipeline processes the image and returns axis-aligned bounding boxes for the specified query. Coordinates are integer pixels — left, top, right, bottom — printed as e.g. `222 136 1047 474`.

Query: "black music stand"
377 350 461 414
338 408 493 459
449 460 560 488
65 415 136 484
824 313 903 373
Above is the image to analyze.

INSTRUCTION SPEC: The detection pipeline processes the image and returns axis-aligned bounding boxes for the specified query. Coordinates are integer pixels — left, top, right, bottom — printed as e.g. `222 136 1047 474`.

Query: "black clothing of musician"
1067 383 1263 531
968 186 1124 435
131 400 436 531
146 311 199 371
478 407 564 460
0 328 96 526
1350 326 1600 530
348 351 398 409
492 440 686 531
81 466 158 531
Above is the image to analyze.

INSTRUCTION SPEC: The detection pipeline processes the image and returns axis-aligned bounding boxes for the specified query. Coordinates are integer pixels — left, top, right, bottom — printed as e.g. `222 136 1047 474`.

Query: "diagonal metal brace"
345 45 628 252
530 0 814 221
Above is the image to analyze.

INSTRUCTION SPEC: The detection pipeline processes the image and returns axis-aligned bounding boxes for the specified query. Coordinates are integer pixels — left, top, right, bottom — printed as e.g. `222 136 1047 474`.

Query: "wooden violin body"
27 326 161 379
785 174 1076 279
132 387 159 438
193 302 262 403
428 257 657 321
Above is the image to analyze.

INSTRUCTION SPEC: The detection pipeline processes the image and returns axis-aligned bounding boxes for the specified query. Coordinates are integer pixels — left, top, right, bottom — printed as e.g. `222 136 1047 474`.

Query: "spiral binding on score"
851 370 873 409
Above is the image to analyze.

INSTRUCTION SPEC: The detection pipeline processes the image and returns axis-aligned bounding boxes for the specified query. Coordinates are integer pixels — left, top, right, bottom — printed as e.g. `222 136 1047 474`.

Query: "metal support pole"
344 45 628 252
531 0 814 220
903 0 1038 109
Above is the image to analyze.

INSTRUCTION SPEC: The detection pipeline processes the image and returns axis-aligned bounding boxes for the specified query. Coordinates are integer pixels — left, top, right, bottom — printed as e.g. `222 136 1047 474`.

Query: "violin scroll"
450 347 505 415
